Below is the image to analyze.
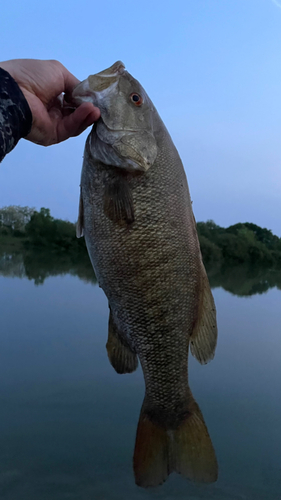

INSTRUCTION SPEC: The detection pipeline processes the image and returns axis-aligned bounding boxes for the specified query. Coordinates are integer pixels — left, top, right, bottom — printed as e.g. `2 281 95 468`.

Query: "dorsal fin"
76 187 84 238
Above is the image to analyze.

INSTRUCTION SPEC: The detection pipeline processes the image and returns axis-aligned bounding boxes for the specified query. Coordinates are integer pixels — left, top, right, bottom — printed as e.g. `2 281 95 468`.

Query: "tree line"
0 205 86 254
1 206 281 268
197 220 281 267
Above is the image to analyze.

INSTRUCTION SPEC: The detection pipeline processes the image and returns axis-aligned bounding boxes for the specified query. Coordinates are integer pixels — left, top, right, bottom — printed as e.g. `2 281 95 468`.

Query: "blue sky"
1 0 281 235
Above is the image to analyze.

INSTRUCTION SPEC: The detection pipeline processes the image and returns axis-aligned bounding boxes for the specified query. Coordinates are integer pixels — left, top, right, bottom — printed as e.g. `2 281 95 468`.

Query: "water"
0 253 280 499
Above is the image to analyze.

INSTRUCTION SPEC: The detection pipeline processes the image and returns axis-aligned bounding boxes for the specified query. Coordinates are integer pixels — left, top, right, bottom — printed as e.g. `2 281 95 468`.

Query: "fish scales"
82 127 199 411
73 61 218 487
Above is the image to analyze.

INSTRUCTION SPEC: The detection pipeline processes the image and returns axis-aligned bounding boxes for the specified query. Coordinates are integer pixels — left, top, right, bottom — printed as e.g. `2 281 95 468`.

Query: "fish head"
72 62 158 172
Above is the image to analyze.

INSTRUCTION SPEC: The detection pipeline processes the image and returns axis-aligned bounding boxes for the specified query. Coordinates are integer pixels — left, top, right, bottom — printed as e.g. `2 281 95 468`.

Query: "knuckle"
49 59 63 69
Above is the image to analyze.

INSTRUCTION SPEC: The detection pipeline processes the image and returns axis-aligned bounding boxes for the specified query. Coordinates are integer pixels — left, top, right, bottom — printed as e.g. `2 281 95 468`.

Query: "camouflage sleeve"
0 67 32 163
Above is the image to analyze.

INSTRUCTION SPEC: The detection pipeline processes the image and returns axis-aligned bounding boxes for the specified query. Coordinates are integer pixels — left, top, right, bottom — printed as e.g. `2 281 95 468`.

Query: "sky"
1 0 281 236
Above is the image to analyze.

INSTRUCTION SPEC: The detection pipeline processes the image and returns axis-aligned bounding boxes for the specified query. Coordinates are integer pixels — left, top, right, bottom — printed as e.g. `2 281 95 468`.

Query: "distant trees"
197 220 281 267
1 206 281 269
0 205 88 255
25 207 87 253
0 205 35 231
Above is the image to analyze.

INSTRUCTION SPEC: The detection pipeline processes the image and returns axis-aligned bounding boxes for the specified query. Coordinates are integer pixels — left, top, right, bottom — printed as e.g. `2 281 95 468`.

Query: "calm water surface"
0 255 280 499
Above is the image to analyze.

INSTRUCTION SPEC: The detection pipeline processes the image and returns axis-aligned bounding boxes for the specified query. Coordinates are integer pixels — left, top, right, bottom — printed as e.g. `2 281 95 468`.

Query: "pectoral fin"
106 309 138 374
76 187 84 238
190 263 217 364
104 175 134 225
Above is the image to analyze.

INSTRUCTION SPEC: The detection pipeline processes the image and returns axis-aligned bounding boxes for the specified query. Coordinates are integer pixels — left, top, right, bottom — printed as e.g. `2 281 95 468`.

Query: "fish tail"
133 394 218 488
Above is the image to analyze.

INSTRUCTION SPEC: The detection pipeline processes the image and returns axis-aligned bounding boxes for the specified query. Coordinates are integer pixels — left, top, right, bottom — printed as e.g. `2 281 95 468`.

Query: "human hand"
0 59 100 146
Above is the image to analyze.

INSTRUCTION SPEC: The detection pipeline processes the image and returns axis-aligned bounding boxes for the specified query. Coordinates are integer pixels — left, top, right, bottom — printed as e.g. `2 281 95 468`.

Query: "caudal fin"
133 397 218 488
171 399 218 483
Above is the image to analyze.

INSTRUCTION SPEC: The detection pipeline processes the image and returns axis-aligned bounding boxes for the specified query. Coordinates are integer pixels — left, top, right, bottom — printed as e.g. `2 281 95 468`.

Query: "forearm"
0 67 32 163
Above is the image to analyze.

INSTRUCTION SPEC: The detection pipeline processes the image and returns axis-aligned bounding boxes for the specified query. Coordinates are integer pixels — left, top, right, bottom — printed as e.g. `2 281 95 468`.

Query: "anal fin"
190 263 218 364
106 309 138 374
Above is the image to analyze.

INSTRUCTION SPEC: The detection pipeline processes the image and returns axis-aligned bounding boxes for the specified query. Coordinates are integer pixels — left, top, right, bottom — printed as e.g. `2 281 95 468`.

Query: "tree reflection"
0 249 96 285
205 262 281 296
1 249 281 296
0 251 25 279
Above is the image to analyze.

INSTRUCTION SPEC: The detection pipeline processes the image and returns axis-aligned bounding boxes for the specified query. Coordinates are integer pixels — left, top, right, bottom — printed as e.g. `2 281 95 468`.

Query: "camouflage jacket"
0 68 32 163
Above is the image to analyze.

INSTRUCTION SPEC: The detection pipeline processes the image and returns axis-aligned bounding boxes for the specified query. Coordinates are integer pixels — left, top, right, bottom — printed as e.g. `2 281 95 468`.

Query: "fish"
72 61 218 487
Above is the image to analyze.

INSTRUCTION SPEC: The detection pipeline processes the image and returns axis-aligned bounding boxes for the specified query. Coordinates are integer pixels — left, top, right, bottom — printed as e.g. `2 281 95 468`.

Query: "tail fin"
133 396 218 488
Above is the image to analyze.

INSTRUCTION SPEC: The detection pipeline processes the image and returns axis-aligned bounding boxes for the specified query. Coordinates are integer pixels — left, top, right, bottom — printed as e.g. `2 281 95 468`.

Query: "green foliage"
0 206 93 285
0 205 35 230
0 224 28 249
226 222 281 251
25 208 86 253
197 220 224 242
197 234 221 264
13 229 25 238
0 206 281 271
0 206 89 259
197 220 281 268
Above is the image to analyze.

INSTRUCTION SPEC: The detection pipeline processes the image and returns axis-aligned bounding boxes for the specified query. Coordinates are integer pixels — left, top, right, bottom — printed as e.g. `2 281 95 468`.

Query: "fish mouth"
87 61 125 93
72 61 125 103
95 61 125 78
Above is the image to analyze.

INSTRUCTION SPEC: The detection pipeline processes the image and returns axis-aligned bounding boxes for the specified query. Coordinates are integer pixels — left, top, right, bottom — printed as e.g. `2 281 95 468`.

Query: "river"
0 252 280 499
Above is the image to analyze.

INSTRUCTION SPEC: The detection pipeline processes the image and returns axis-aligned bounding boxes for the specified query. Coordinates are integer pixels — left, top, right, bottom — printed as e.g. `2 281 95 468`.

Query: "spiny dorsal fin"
76 187 84 238
190 262 217 364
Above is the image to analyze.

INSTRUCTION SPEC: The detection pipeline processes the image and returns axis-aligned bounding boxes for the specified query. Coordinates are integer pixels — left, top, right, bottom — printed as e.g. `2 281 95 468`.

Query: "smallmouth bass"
73 61 218 487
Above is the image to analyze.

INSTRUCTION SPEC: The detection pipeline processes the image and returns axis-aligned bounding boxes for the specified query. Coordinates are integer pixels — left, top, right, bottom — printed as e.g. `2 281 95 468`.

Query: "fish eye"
130 93 143 106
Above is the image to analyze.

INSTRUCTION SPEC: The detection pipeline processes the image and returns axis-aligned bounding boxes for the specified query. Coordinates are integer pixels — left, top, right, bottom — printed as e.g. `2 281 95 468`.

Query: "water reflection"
1 254 281 498
206 262 281 296
0 250 96 286
0 249 280 296
0 248 218 487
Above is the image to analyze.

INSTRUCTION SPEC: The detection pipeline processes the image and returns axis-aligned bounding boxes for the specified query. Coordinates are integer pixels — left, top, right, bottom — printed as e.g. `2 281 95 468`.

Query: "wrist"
0 67 32 139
